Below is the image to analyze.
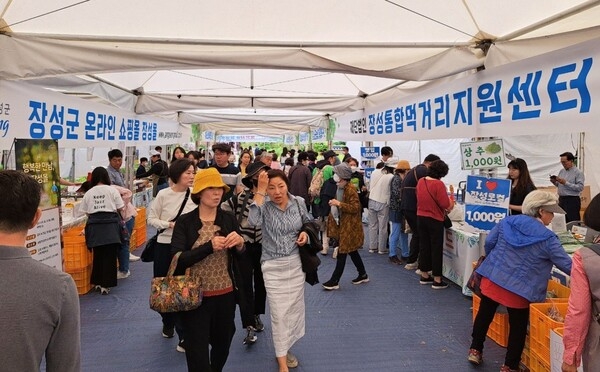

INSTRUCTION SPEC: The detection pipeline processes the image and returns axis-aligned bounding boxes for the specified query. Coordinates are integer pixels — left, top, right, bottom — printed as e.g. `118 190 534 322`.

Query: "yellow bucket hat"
192 168 230 194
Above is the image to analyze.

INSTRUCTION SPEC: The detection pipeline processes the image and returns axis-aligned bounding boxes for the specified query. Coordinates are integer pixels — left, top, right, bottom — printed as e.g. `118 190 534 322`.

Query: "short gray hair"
521 190 559 217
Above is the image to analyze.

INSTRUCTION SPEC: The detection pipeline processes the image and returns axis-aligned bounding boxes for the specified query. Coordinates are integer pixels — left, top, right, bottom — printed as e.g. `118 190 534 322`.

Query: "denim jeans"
118 217 135 273
389 222 409 258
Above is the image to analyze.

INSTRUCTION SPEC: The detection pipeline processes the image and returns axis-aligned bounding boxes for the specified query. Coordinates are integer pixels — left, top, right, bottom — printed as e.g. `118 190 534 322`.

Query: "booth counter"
442 225 482 296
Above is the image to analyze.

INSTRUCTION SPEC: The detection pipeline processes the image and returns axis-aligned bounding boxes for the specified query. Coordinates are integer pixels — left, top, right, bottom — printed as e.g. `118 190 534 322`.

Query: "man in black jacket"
137 150 169 197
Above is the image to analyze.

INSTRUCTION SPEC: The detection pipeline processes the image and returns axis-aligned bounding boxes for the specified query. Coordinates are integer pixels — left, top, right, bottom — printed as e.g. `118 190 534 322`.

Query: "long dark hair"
507 158 536 196
90 167 111 187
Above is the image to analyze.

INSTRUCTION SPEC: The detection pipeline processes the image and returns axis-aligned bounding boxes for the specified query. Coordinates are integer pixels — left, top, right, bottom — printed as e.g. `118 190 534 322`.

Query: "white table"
442 225 484 296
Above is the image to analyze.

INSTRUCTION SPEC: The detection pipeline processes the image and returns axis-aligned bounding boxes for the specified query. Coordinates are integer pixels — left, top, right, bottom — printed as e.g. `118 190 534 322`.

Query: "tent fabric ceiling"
1 0 600 133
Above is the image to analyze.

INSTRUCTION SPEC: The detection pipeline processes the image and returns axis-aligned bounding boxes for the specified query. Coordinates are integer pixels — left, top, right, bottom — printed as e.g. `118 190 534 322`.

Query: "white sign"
0 80 182 149
298 132 309 144
460 139 505 170
202 130 215 142
335 37 599 141
284 134 296 145
311 127 327 142
27 207 62 269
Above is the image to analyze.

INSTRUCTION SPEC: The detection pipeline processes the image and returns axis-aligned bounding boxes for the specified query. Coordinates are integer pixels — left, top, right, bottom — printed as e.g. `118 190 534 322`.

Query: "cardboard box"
536 185 591 210
550 328 583 372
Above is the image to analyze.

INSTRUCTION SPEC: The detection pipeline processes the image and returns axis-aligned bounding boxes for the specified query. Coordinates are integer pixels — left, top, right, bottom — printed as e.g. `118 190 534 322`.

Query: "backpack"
308 168 324 198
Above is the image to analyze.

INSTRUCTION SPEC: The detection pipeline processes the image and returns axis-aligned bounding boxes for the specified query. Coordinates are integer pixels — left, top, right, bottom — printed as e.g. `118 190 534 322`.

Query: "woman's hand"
328 199 340 207
562 362 578 372
224 231 244 249
257 171 269 193
211 235 227 251
296 231 308 246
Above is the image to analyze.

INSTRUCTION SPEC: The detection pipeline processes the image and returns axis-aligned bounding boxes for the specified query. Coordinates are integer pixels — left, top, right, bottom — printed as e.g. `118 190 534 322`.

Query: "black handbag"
443 214 453 229
466 255 486 296
140 189 190 262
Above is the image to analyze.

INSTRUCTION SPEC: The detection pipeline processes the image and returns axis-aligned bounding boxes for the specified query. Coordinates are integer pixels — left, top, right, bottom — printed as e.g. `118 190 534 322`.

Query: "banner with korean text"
0 80 182 149
335 37 599 141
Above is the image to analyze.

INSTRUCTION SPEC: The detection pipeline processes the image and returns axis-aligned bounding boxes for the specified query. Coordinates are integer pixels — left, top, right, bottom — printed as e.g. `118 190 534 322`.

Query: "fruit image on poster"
14 139 61 209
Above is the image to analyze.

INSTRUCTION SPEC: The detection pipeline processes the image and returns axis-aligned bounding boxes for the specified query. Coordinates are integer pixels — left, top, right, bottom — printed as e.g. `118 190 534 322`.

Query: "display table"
442 224 483 296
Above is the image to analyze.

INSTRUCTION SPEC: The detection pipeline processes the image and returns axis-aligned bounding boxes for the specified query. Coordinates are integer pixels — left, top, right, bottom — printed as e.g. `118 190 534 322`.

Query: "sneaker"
176 340 185 353
415 269 432 276
286 351 299 368
499 365 518 372
351 274 369 285
378 249 389 254
332 247 339 259
404 262 418 270
322 279 340 290
162 325 175 338
368 248 377 253
467 349 483 365
129 253 141 262
432 280 449 290
243 326 257 345
254 315 264 332
116 270 130 279
100 287 110 295
389 256 403 265
419 275 434 285
320 247 328 255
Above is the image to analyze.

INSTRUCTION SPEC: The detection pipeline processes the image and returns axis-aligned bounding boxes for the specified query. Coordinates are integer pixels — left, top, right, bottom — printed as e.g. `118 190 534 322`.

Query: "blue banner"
463 175 511 232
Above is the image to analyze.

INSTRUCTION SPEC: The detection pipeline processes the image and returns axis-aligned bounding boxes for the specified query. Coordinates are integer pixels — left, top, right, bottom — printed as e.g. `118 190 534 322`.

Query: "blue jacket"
476 214 572 303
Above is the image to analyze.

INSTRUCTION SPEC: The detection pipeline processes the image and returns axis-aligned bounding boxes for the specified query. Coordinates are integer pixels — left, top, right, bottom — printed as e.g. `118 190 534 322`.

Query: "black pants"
470 294 529 370
559 195 581 223
90 243 119 288
180 292 236 372
237 242 266 328
153 242 184 341
417 216 444 277
404 210 420 264
329 250 366 283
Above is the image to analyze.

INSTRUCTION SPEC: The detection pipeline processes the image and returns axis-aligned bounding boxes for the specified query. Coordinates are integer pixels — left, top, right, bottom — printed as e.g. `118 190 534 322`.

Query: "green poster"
14 139 61 209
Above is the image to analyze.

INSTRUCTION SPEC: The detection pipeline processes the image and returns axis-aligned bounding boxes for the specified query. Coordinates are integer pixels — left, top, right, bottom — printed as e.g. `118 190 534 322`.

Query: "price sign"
460 139 506 170
360 147 380 160
463 175 510 232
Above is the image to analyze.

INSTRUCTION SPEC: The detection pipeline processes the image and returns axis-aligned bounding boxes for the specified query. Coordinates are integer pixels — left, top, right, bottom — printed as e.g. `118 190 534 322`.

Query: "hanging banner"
299 132 309 145
284 134 296 145
462 175 511 233
215 134 282 143
0 80 181 149
311 127 327 143
202 130 215 142
460 139 506 170
335 37 599 141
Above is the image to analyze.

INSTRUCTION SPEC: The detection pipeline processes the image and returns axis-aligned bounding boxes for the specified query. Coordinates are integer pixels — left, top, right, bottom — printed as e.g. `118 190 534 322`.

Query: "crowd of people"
3 143 595 372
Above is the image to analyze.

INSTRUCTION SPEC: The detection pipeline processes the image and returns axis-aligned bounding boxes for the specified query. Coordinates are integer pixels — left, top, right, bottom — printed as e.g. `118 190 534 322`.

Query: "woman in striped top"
248 169 312 372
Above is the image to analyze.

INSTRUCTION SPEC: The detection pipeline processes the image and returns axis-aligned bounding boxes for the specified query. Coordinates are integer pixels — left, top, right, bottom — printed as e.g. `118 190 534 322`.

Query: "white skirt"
261 254 306 357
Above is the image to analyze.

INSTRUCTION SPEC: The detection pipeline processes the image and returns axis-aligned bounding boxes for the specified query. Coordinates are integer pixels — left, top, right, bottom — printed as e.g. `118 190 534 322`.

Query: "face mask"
333 174 341 183
350 166 359 173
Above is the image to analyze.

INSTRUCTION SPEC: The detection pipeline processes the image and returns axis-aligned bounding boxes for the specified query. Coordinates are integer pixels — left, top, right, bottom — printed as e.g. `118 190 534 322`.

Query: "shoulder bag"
141 189 191 262
424 178 452 229
149 251 202 313
466 255 486 297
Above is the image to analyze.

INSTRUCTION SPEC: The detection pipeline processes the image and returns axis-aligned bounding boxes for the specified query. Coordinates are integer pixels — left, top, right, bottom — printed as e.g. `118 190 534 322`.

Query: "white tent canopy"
1 0 600 130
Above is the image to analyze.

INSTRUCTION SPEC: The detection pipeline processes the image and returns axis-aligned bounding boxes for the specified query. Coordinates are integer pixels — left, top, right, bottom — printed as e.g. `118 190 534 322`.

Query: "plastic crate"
529 349 550 372
529 302 567 366
63 232 93 271
472 294 509 347
135 207 146 228
129 229 137 251
546 280 571 302
66 264 93 295
135 225 147 248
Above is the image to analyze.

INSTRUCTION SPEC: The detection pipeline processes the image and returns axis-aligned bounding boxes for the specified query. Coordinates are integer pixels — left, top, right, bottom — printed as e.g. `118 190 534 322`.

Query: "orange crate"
529 302 567 366
546 280 570 302
529 349 550 372
134 208 146 228
135 225 147 248
472 294 509 347
66 264 93 295
129 229 137 251
63 233 93 271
